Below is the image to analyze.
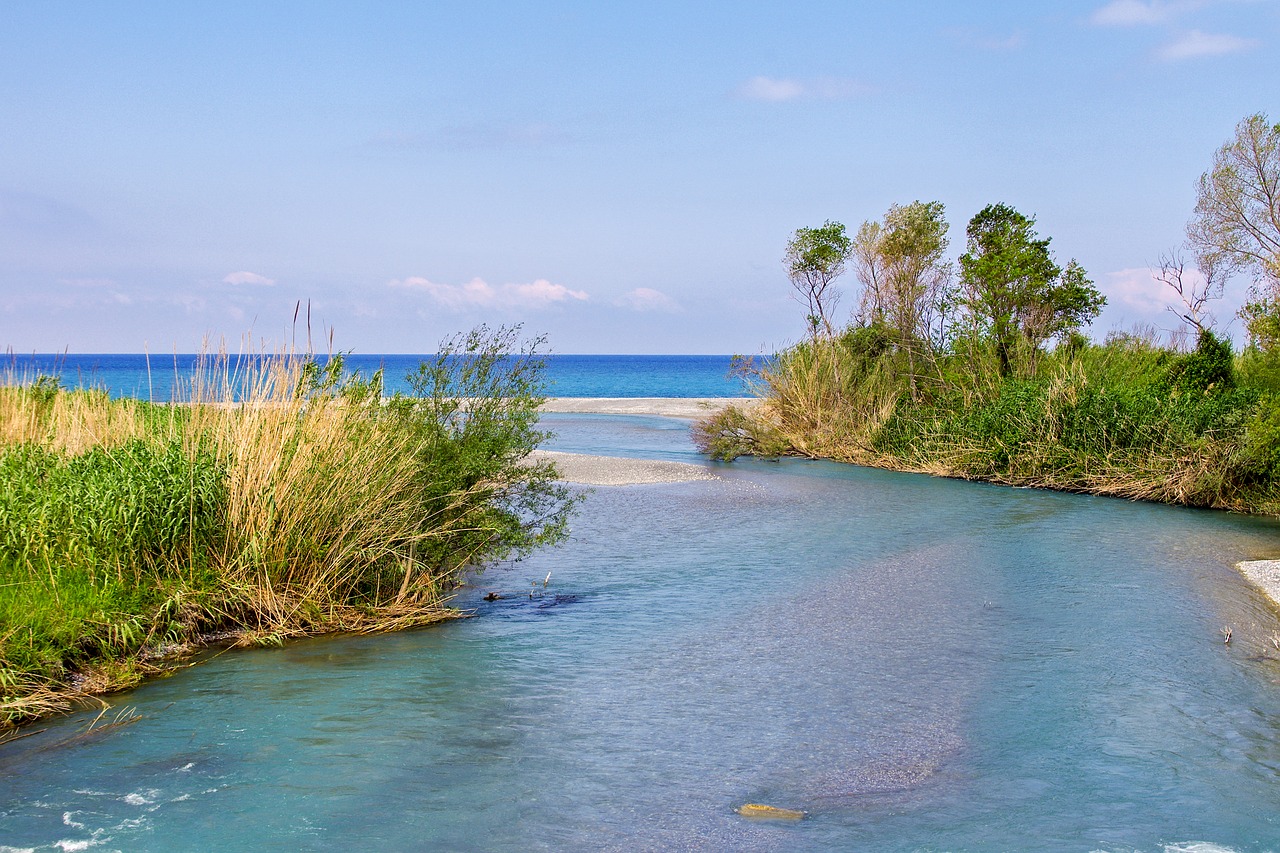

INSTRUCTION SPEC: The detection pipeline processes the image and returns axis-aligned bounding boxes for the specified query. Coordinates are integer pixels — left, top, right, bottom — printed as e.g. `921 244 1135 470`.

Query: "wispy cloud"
389 276 589 310
222 271 276 286
1157 28 1259 59
735 76 874 103
614 287 680 313
1089 1 1261 62
1090 0 1189 26
1102 267 1172 314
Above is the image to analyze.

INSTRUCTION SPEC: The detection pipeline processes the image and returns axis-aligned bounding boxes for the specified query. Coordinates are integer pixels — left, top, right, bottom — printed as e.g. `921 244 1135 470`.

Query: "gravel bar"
1238 560 1280 608
528 450 719 486
539 397 753 419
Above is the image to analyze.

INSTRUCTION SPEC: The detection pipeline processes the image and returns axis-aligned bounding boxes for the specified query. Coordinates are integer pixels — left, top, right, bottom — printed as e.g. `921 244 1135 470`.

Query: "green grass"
697 330 1280 514
1 326 579 728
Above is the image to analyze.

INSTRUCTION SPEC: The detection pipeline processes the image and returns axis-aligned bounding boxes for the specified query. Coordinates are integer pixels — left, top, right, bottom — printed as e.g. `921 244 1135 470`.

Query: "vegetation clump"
0 325 577 729
697 113 1280 515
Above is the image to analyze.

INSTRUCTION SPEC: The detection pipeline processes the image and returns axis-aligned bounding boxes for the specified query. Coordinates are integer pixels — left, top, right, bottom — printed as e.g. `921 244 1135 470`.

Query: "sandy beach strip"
1238 560 1280 609
528 449 719 486
539 397 754 419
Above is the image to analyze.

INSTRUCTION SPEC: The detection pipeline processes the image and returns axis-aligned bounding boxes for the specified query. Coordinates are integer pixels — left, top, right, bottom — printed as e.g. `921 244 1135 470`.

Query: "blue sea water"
1 353 749 399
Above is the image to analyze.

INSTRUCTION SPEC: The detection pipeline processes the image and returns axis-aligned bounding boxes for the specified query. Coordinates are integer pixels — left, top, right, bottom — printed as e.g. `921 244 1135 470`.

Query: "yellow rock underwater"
735 803 807 820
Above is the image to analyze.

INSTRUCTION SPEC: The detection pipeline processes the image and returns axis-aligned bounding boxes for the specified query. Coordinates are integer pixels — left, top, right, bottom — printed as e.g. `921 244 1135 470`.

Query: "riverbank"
1 392 733 731
528 450 718 485
694 334 1280 516
1 334 579 731
1238 561 1280 610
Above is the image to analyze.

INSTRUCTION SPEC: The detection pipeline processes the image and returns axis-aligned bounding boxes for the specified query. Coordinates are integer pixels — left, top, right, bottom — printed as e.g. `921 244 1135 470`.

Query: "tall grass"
697 329 1280 514
0 326 577 727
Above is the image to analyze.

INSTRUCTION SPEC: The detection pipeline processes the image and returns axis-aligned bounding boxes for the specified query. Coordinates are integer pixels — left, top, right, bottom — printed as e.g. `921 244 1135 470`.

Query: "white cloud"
388 276 588 310
222 271 276 286
507 278 589 304
615 287 680 313
1102 267 1173 314
738 76 805 102
1157 28 1258 59
735 76 873 103
1090 0 1183 26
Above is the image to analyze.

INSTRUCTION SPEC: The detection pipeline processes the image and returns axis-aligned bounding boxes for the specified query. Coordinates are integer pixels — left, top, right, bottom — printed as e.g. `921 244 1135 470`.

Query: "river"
2 412 1280 851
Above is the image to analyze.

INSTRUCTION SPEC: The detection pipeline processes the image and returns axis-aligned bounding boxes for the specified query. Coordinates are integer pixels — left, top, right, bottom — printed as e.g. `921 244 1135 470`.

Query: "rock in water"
736 803 806 820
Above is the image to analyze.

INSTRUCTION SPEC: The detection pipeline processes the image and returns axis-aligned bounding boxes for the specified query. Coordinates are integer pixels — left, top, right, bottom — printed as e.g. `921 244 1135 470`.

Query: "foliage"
1239 295 1280 352
691 404 787 461
852 201 953 394
784 220 853 338
1187 112 1280 292
701 318 1278 515
1187 113 1280 353
1163 329 1236 394
385 326 580 578
958 203 1104 378
0 326 576 726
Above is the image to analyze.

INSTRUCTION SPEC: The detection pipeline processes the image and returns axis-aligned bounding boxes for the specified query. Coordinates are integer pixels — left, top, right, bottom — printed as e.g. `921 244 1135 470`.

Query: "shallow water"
3 415 1280 851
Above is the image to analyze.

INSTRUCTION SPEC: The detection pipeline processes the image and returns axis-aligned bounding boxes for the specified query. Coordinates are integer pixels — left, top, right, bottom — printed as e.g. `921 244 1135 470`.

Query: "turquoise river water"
3 412 1280 851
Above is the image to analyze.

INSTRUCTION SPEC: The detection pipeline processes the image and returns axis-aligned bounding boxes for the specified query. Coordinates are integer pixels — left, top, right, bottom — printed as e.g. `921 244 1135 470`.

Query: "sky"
2 1 1278 355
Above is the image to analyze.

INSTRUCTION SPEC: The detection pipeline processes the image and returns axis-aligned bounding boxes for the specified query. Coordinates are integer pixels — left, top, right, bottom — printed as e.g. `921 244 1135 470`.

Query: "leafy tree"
959 203 1104 377
784 220 852 338
851 201 951 392
1186 113 1280 349
386 325 580 578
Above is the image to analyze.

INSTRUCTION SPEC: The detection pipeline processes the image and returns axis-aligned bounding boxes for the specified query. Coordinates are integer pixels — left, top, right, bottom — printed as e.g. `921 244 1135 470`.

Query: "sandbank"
1238 560 1280 609
539 397 753 420
528 449 719 486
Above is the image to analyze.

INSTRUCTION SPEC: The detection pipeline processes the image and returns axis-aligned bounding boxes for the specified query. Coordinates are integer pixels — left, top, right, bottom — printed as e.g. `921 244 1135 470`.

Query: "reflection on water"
3 415 1280 851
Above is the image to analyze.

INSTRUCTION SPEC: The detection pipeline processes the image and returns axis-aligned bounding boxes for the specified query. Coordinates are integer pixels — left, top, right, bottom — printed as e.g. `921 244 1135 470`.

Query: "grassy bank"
695 328 1280 514
1 327 578 730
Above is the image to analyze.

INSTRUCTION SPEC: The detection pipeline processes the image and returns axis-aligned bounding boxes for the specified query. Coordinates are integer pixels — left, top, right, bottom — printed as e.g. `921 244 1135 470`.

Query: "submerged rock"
735 803 806 820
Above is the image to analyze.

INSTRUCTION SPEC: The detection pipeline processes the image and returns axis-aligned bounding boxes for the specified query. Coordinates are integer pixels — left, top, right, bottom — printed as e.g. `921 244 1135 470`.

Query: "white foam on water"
0 845 38 853
1164 844 1242 853
60 813 83 830
177 762 194 772
53 840 98 852
120 788 160 807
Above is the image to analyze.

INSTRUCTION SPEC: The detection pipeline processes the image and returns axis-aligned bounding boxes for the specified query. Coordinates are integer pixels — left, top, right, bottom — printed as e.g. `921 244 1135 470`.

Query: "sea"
1 353 751 400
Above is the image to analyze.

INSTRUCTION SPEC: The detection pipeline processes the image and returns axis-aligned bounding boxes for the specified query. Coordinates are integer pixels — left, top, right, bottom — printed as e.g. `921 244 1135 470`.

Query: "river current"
3 412 1280 851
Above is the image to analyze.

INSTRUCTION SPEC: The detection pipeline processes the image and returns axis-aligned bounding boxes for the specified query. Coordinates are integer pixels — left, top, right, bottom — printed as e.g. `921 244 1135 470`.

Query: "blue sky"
2 1 1277 354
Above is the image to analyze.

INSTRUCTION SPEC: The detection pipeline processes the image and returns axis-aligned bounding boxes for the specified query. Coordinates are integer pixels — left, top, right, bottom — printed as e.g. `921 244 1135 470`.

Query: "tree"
1186 113 1280 349
784 220 852 338
1154 248 1224 337
851 201 951 392
959 203 1104 377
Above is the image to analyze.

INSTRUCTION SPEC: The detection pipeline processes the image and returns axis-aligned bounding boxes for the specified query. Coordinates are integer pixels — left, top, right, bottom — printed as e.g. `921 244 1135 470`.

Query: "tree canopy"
1187 113 1280 289
959 203 1103 377
1186 113 1280 350
784 220 852 338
